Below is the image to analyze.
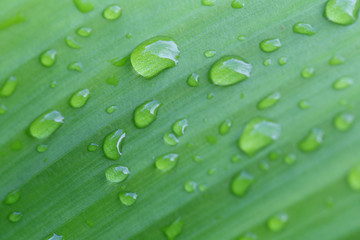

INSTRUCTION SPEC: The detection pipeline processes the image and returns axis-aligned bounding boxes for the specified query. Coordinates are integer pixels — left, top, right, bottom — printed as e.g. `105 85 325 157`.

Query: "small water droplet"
110 56 129 67
207 92 215 99
8 211 22 223
219 119 232 135
50 81 57 88
76 27 92 37
163 132 179 146
237 232 258 240
209 56 252 86
0 104 7 115
130 36 180 78
155 153 179 172
231 0 245 8
257 91 281 110
267 212 288 232
36 144 48 153
73 0 94 13
119 192 137 206
260 38 281 53
187 73 200 87
325 0 360 25
87 143 99 152
65 36 82 49
69 88 90 108
284 153 296 165
293 22 316 36
238 117 281 156
40 49 57 67
268 150 281 161
184 181 197 193
3 189 21 205
301 67 315 78
126 33 133 39
259 160 270 172
207 168 217 175
0 76 18 97
334 112 355 131
329 55 345 65
298 99 311 109
193 155 204 163
238 35 246 41
106 105 118 114
202 0 216 6
133 100 161 128
231 154 242 163
103 129 126 160
298 128 324 152
231 171 255 197
105 165 130 183
29 110 64 139
263 58 272 66
103 4 122 20
172 119 188 137
278 57 288 65
204 50 216 58
67 62 83 72
332 76 353 90
206 135 217 144
162 218 183 240
347 165 360 191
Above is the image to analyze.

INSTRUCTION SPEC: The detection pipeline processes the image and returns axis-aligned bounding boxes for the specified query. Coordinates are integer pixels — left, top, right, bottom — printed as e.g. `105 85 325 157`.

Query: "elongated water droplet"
267 212 289 232
103 4 122 20
219 119 232 135
172 119 188 136
237 232 258 240
163 132 179 146
209 56 252 86
204 50 216 58
284 153 296 165
202 0 216 6
329 55 345 65
187 73 199 87
301 67 315 78
238 117 281 156
103 129 126 160
155 153 179 172
106 105 118 114
231 171 255 197
298 99 311 109
44 233 63 240
29 110 64 139
105 165 130 183
162 218 183 240
40 49 57 67
87 143 99 152
119 192 137 206
0 76 18 97
333 76 353 90
8 211 22 223
110 56 129 67
257 92 281 110
231 0 245 8
184 181 197 193
238 35 246 41
130 36 180 78
133 100 161 128
36 144 48 153
3 189 21 205
325 0 360 25
298 128 324 152
76 27 92 37
65 36 82 49
293 22 316 36
334 112 355 131
278 57 288 65
260 38 281 53
73 0 94 13
69 89 90 108
348 165 360 190
68 62 83 72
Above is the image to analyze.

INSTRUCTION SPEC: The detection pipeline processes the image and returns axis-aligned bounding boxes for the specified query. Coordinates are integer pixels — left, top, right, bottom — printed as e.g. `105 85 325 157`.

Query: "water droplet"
67 62 83 72
106 74 119 86
293 22 316 36
65 36 82 49
298 99 311 109
0 104 7 115
103 4 122 20
155 153 179 172
204 50 216 58
110 56 129 67
3 189 21 205
207 93 215 99
347 165 360 190
44 233 63 240
259 160 270 172
130 36 180 78
278 57 288 65
238 117 281 156
238 35 246 41
301 67 315 78
199 184 207 192
29 110 64 139
162 217 183 240
184 181 197 193
325 0 360 25
231 171 255 197
207 168 216 175
163 132 179 146
329 55 345 65
231 0 245 8
50 81 57 88
119 192 137 206
206 135 217 144
284 153 296 165
298 128 324 152
260 38 281 53
172 119 188 136
69 88 90 108
267 212 288 232
36 144 48 153
268 150 281 161
73 0 94 13
103 129 126 160
105 165 130 183
133 100 161 128
126 33 133 39
40 49 57 67
237 232 258 240
87 143 99 152
193 155 204 163
257 91 281 110
219 119 232 135
209 56 252 86
8 211 22 223
0 76 18 97
334 112 355 131
76 27 92 37
263 58 272 66
202 0 216 6
187 73 200 87
231 154 242 163
333 76 353 90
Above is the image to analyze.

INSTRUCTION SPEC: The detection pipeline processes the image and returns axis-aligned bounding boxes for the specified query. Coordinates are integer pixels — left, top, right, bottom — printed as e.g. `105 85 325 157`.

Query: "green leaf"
0 0 360 240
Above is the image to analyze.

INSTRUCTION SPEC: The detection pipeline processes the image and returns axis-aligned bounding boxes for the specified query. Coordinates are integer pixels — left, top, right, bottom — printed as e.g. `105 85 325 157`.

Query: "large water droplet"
334 112 355 131
267 212 289 232
69 88 90 108
293 22 316 36
65 36 82 49
8 211 22 223
209 56 252 86
105 165 130 183
0 76 18 97
231 0 245 9
187 73 200 87
231 171 255 197
119 192 137 206
260 38 281 53
172 119 188 137
29 110 64 139
76 27 92 37
333 76 353 90
155 153 179 172
257 92 281 110
103 4 122 20
298 128 324 152
219 119 232 135
133 100 161 128
130 36 180 78
3 189 21 205
163 132 179 146
238 117 281 156
325 0 360 25
162 217 183 240
347 165 360 190
40 49 57 67
73 0 94 13
103 129 126 160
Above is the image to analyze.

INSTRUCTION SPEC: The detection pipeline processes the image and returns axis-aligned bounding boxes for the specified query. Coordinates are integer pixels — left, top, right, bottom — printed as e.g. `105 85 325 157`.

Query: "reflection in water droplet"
278 57 288 65
155 153 179 172
40 49 57 67
325 0 360 25
187 73 200 87
260 38 281 53
202 0 216 6
68 62 83 72
231 0 245 9
103 4 122 20
184 181 197 193
163 132 179 146
8 211 22 223
0 104 7 115
119 192 137 206
103 129 126 160
204 50 216 58
298 99 311 109
87 143 99 152
219 119 232 135
77 27 92 37
284 153 296 165
263 58 272 66
69 89 90 108
172 119 188 136
329 55 345 65
110 56 129 67
106 105 118 114
301 67 315 78
36 144 48 153
3 189 21 205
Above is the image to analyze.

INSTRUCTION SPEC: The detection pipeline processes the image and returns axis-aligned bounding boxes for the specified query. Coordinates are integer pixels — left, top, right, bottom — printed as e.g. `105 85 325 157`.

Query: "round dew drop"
293 22 316 36
76 27 92 37
44 233 63 240
155 153 179 172
219 119 232 135
267 212 289 232
73 0 94 13
184 181 197 193
40 49 57 67
163 132 179 146
259 38 281 53
263 58 272 66
231 0 245 9
231 171 255 197
29 110 64 139
103 129 126 160
0 76 18 97
334 112 355 131
106 105 118 114
298 99 311 109
187 73 200 87
130 36 180 78
172 118 188 136
119 192 137 206
0 104 7 115
347 165 360 190
105 165 130 183
8 211 22 223
69 88 90 108
284 153 296 165
103 4 122 20
204 50 216 58
298 128 324 152
133 100 161 128
268 150 281 161
325 0 360 25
